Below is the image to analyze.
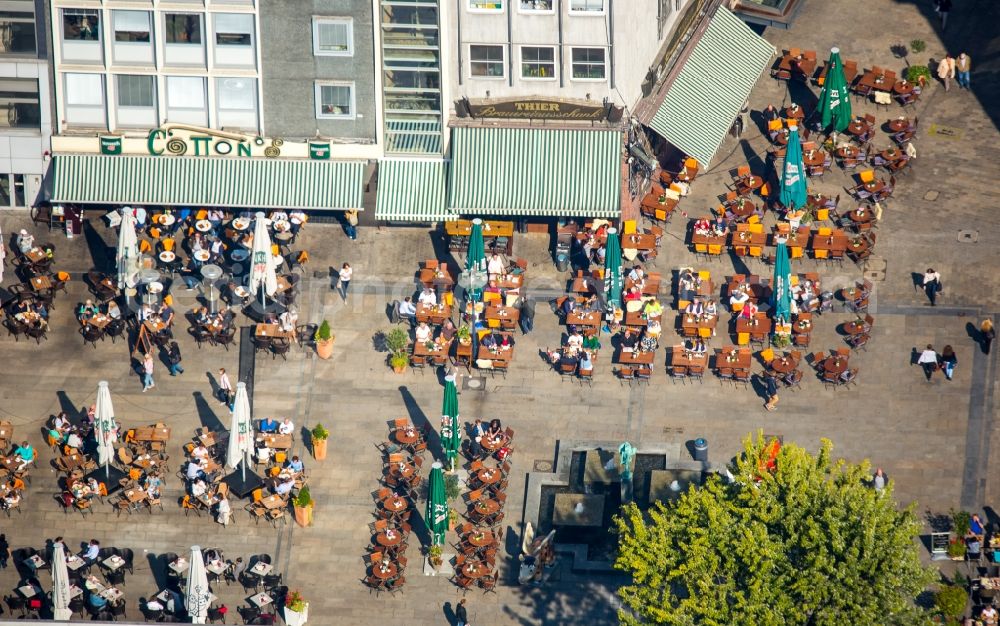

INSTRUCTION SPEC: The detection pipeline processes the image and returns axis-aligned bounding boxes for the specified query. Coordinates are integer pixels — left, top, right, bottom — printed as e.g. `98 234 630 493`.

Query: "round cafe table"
196 220 212 233
848 238 869 255
480 435 506 452
802 150 826 167
194 250 211 263
823 356 849 375
784 105 805 120
158 251 176 263
376 531 402 547
744 176 764 190
477 467 502 486
472 498 500 517
776 130 790 146
731 198 755 218
381 496 408 514
461 561 488 580
880 148 903 162
893 80 913 95
770 356 798 374
848 208 874 224
232 218 251 231
158 214 175 226
393 429 418 445
843 320 867 336
371 562 398 581
389 462 415 480
888 117 910 133
862 180 884 195
846 121 868 136
793 319 812 335
839 287 862 302
835 145 860 159
467 531 494 548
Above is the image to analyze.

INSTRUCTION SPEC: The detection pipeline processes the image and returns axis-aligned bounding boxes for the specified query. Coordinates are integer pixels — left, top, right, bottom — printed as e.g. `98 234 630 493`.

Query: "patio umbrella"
817 47 852 133
441 375 460 471
248 212 278 308
618 441 636 481
94 381 116 476
603 228 623 318
779 123 808 211
425 462 448 546
465 218 487 304
771 240 793 327
51 542 72 621
116 209 140 288
226 382 254 478
0 225 5 283
186 546 212 624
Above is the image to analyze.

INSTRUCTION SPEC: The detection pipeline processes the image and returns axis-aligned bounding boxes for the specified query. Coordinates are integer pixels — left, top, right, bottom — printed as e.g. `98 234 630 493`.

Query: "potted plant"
314 320 334 359
951 509 971 537
389 352 410 374
445 474 461 500
456 325 472 346
426 545 443 570
448 509 459 531
384 327 410 373
946 538 966 560
906 64 931 87
283 590 309 626
934 584 967 623
310 424 329 461
293 485 314 528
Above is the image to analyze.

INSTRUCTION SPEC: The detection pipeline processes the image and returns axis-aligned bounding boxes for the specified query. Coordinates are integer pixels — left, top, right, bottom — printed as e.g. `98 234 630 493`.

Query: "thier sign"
466 98 621 121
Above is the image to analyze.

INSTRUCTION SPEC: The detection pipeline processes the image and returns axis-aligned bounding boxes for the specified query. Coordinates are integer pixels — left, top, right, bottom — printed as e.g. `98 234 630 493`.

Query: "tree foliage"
613 433 936 626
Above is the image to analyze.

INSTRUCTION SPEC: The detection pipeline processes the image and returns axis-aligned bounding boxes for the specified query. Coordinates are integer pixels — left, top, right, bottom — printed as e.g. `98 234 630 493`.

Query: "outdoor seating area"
1 233 63 343
1 422 31 517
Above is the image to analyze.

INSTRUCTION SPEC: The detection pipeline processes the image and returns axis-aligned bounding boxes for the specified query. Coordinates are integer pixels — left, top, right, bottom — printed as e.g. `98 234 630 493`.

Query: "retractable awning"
50 154 366 210
447 126 622 218
375 159 452 222
647 7 775 165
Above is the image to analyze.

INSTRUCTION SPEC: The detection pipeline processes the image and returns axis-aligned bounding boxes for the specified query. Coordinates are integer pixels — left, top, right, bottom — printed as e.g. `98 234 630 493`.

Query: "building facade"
0 0 52 209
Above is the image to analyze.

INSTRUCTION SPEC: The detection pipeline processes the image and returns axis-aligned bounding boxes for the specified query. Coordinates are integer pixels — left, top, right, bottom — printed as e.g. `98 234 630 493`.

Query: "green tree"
613 433 936 626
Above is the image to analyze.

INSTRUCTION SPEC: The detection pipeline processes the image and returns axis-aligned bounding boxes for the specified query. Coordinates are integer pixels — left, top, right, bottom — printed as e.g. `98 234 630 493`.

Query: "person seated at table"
13 441 34 470
284 455 305 473
763 104 779 124
566 331 584 352
190 478 208 498
88 590 108 610
593 245 606 265
208 237 225 262
580 294 601 313
686 338 707 355
145 597 165 613
137 303 155 322
711 215 729 235
692 218 711 236
639 330 658 352
685 298 705 316
270 209 288 224
627 265 645 285
273 476 295 497
54 411 72 435
191 443 210 462
145 480 160 501
624 286 643 303
487 252 508 278
729 289 750 311
704 300 718 317
646 317 662 340
81 539 100 565
578 351 593 373
620 328 640 352
740 300 759 319
415 321 433 344
185 460 207 482
398 297 417 323
46 423 65 446
255 445 272 465
970 513 986 538
158 302 175 327
279 307 298 335
440 319 457 341
3 490 21 510
259 417 279 434
66 431 83 450
486 418 503 440
484 279 502 296
968 535 984 560
278 417 295 435
418 286 437 306
643 298 663 319
498 334 515 350
77 299 99 323
561 296 577 318
480 332 499 351
16 229 34 254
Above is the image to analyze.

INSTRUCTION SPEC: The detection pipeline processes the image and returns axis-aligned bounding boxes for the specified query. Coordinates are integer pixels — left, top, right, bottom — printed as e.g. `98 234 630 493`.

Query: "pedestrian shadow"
398 385 443 463
442 602 456 625
911 272 923 292
193 391 225 433
965 322 980 343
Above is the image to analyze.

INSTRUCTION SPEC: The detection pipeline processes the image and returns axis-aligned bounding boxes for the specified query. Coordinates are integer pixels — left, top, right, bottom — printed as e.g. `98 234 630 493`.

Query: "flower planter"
316 338 334 360
312 438 327 461
284 603 309 626
293 503 313 528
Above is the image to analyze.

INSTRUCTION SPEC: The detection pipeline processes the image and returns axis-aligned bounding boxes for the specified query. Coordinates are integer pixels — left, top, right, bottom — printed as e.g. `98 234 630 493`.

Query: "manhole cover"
924 190 940 201
463 376 487 391
927 124 964 140
533 460 553 472
865 270 886 282
957 230 979 243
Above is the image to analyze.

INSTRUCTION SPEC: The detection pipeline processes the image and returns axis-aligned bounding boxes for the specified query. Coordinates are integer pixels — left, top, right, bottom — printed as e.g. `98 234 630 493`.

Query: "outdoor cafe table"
691 231 728 249
258 433 292 450
625 274 661 296
880 147 905 162
856 70 896 92
716 347 752 371
811 231 850 254
416 303 451 325
168 558 189 574
981 577 1000 590
624 309 654 327
835 145 861 159
784 104 806 120
620 233 657 252
616 349 655 366
480 434 507 452
679 314 717 336
260 494 286 510
199 431 227 448
274 275 293 294
727 276 771 302
388 461 415 480
566 310 601 329
848 237 870 256
29 275 52 291
472 498 500 517
802 149 826 167
846 120 871 137
371 563 398 581
0 421 14 445
413 338 451 359
143 319 167 334
381 496 408 515
459 561 489 580
777 227 812 249
844 319 868 336
731 230 767 252
485 305 519 323
133 426 171 442
24 554 46 570
468 530 495 548
84 314 112 330
481 341 514 363
17 583 42 598
847 207 875 226
823 355 850 375
793 314 813 336
249 592 274 608
255 323 295 340
737 313 772 338
730 197 756 219
770 353 800 374
495 274 524 291
418 265 456 289
445 220 514 238
742 175 765 191
249 561 273 577
376 530 403 548
392 428 419 446
25 247 47 263
888 117 911 133
206 560 228 577
775 53 816 80
103 554 126 571
670 347 708 370
65 554 87 572
477 467 502 486
805 193 836 210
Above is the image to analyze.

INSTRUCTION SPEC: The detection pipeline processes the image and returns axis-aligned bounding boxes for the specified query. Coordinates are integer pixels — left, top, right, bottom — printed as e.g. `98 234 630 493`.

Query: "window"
214 13 253 46
0 175 9 205
165 14 201 44
569 0 605 13
520 46 555 79
116 75 154 107
113 11 150 43
216 77 256 110
0 78 40 128
470 45 504 78
166 76 205 109
313 18 352 56
64 73 103 106
469 0 503 11
571 48 606 80
519 0 553 11
0 2 37 56
315 82 354 119
12 174 25 207
63 9 100 41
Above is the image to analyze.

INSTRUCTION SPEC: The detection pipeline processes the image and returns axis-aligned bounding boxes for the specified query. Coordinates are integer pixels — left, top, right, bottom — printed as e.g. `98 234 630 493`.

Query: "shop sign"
100 136 122 155
146 125 285 158
309 142 331 160
467 98 620 121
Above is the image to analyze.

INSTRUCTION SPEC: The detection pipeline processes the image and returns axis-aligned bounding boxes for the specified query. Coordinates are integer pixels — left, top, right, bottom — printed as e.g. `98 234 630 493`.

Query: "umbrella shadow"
406 501 433 548
55 390 87 423
82 220 114 274
785 79 818 113
193 391 226 433
398 385 443 462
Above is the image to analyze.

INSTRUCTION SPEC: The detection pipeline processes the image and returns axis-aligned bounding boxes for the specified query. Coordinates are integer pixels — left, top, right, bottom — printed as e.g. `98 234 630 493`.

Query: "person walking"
338 262 353 301
217 368 232 405
166 341 184 376
141 352 155 392
455 598 469 626
940 345 958 381
922 268 941 306
937 54 955 92
981 319 995 355
935 0 952 29
763 372 780 412
956 52 971 89
344 209 359 241
918 345 939 381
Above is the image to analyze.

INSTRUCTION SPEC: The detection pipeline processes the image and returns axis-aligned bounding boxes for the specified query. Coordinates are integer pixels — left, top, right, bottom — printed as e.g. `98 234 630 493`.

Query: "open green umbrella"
441 375 460 471
425 462 448 546
817 47 852 133
465 218 487 303
771 240 793 327
779 124 808 211
603 227 623 317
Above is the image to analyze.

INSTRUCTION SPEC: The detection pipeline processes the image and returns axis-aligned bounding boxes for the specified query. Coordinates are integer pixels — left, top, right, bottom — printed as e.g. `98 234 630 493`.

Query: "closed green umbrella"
771 240 793 327
603 227 623 317
441 375 460 471
817 47 852 133
425 462 448 546
465 218 487 303
779 124 808 211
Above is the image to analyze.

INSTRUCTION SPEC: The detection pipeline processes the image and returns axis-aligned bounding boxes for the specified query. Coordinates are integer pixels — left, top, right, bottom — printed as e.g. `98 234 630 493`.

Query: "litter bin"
692 438 708 462
555 253 570 272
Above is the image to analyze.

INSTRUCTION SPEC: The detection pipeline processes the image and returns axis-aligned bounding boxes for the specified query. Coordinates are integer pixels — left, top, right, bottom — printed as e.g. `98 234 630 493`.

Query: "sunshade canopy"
375 159 451 222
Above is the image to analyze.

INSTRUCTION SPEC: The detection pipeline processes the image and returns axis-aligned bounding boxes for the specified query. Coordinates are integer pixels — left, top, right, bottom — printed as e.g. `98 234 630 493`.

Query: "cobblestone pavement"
0 0 997 623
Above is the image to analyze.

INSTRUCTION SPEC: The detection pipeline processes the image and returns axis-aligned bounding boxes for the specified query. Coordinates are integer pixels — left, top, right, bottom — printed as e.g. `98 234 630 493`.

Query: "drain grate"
463 376 487 391
927 124 964 140
957 230 979 244
533 460 553 472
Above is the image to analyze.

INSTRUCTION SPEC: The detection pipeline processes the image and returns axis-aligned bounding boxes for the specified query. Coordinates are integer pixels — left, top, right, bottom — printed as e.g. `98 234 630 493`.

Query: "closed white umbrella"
51 542 73 621
185 546 211 624
248 211 277 307
116 209 140 288
94 381 117 474
0 225 6 283
226 382 253 472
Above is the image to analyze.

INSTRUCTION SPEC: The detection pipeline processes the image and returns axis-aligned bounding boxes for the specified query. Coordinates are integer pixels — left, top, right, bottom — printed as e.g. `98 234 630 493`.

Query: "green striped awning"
375 159 451 222
447 127 622 218
386 120 443 155
648 7 775 165
50 154 366 210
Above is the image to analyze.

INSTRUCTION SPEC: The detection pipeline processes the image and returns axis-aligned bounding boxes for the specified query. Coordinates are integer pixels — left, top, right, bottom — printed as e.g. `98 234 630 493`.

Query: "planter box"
284 603 308 626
